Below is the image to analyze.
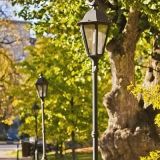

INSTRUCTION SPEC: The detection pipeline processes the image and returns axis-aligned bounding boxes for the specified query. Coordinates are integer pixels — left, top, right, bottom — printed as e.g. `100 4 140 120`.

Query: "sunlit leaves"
2 115 15 125
128 82 160 159
140 150 160 160
128 84 160 109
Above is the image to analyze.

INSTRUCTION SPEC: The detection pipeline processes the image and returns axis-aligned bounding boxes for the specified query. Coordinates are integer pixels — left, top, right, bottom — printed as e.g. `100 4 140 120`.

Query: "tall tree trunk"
55 142 59 155
99 9 160 160
60 142 63 157
71 131 76 160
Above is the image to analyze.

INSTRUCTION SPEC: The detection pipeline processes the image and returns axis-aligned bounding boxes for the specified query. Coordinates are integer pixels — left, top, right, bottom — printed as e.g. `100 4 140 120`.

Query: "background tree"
0 1 29 132
7 37 110 159
8 0 160 159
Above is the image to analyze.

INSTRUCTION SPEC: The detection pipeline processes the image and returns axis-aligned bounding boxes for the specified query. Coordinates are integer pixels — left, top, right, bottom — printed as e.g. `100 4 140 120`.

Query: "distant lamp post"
32 103 40 160
77 1 111 160
35 73 48 160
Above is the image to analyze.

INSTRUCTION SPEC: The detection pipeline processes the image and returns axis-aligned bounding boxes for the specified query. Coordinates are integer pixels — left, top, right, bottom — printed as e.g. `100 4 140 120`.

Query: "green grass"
5 150 22 158
46 152 103 160
7 149 103 160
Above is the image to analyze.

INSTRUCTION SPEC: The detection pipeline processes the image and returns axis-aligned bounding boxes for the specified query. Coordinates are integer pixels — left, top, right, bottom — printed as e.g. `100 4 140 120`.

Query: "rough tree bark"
99 6 160 160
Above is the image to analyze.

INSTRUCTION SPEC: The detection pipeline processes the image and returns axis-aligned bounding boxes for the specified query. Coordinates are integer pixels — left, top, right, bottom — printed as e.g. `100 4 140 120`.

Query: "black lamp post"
77 1 111 160
35 73 48 160
32 103 40 160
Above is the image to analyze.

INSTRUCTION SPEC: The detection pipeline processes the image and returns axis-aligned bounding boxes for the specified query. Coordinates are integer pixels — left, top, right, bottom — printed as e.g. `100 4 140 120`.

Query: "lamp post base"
35 149 39 160
42 155 47 160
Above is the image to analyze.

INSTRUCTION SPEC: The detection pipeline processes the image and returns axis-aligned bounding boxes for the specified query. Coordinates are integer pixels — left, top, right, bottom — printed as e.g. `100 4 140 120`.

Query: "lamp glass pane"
37 85 43 98
32 108 38 116
84 24 95 55
42 85 47 98
98 24 108 54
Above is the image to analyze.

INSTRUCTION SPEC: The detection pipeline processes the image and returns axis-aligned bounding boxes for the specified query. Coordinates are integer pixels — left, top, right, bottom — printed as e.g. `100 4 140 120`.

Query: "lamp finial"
91 0 99 8
39 72 43 77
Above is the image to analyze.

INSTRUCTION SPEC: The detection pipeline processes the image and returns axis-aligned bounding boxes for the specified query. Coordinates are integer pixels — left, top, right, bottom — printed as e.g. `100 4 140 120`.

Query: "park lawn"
47 147 103 160
47 152 103 160
7 147 103 160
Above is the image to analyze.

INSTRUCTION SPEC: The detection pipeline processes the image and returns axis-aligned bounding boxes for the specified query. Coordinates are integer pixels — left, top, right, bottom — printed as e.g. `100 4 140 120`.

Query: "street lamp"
35 73 48 160
77 1 111 160
32 103 40 160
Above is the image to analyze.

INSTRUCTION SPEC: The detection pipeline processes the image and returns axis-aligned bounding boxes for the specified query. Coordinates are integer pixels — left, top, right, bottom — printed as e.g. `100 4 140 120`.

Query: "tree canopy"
4 0 111 143
0 2 29 126
3 0 160 159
